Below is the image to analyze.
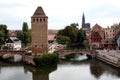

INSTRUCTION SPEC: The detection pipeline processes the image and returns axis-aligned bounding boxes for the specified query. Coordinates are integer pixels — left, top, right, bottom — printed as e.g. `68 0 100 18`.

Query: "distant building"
81 13 90 30
48 30 58 43
103 27 116 49
90 24 104 49
5 37 21 50
114 24 120 38
31 6 48 55
104 27 115 40
8 30 21 37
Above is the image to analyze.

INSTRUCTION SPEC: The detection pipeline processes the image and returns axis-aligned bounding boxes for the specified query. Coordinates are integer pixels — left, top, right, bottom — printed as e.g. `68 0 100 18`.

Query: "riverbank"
96 50 120 67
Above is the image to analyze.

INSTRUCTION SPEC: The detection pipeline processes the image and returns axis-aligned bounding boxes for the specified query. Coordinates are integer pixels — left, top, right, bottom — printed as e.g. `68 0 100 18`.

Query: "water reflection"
0 56 120 80
24 65 57 80
0 61 57 80
90 59 120 79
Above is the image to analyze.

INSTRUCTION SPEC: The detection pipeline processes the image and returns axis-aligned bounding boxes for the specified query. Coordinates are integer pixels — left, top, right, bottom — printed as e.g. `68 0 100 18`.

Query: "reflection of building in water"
24 65 57 80
90 60 105 78
90 59 120 78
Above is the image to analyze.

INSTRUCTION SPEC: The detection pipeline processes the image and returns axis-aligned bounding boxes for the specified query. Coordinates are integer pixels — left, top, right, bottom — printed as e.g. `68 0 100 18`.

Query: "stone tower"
31 6 48 55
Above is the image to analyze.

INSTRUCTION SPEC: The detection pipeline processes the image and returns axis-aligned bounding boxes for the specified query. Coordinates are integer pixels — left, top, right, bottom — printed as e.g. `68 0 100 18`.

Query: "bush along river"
0 53 120 80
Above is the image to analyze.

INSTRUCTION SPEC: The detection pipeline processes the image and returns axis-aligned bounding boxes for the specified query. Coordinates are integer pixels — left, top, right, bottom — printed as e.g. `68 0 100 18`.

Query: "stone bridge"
0 50 26 62
0 50 26 57
58 50 97 58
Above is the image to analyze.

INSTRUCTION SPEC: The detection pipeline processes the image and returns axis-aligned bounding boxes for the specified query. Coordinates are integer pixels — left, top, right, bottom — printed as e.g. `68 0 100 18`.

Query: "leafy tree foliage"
17 22 31 46
57 23 86 48
0 24 9 47
56 36 71 45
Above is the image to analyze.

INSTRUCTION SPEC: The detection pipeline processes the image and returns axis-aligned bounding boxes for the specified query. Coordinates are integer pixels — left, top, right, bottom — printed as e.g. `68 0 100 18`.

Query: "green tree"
56 36 71 45
0 24 9 47
17 22 31 47
56 23 87 49
22 22 29 32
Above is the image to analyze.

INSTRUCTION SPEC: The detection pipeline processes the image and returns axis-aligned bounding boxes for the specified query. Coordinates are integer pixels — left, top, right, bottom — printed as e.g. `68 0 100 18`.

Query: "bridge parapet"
58 49 97 57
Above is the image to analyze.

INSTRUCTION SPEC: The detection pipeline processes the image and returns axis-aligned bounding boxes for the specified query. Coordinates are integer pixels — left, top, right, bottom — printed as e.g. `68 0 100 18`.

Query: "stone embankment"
96 50 120 67
24 55 35 66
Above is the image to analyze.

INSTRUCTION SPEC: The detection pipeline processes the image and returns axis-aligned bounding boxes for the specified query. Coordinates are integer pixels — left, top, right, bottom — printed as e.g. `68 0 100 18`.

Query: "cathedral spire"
82 12 85 28
82 12 85 25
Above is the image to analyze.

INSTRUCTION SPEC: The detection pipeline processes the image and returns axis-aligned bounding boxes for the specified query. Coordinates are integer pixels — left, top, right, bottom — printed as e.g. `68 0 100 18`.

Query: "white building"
5 37 21 50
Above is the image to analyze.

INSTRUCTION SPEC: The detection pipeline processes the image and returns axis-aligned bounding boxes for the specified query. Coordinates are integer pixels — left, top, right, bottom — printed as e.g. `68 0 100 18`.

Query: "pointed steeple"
82 12 85 24
82 12 85 28
32 6 48 18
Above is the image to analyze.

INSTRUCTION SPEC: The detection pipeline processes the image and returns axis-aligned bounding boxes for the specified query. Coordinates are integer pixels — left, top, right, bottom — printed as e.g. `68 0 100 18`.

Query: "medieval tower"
31 6 48 55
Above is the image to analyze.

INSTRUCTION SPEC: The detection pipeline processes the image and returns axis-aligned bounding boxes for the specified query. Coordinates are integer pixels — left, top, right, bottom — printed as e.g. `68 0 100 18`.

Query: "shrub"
33 53 58 67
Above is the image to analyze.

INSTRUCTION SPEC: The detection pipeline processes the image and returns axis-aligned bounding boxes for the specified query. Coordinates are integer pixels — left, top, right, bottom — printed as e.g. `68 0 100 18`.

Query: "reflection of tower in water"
24 65 57 80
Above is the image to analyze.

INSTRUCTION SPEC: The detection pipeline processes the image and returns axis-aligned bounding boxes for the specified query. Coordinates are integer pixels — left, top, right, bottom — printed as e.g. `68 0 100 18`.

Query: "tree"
0 24 9 47
56 23 87 49
17 22 31 47
56 36 71 45
22 22 29 32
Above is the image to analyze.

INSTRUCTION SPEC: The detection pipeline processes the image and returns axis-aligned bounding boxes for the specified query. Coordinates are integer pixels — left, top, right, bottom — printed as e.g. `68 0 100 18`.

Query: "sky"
0 0 120 30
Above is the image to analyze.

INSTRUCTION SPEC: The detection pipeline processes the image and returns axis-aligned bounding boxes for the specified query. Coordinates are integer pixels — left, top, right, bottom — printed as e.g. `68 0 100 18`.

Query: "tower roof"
32 6 48 18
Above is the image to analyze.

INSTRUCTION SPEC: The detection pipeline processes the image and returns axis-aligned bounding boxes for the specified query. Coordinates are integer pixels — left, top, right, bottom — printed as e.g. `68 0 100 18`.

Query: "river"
0 54 120 80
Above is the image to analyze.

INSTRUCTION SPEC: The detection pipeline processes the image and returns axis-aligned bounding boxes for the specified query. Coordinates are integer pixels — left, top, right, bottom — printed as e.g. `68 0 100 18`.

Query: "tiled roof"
32 6 48 18
48 30 58 41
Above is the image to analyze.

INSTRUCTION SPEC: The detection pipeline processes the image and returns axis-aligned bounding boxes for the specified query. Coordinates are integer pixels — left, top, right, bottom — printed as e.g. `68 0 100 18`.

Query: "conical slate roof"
32 6 48 18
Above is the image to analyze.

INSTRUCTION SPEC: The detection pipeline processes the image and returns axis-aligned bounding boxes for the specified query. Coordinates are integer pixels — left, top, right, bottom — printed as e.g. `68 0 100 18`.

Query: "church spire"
82 12 85 28
82 12 85 24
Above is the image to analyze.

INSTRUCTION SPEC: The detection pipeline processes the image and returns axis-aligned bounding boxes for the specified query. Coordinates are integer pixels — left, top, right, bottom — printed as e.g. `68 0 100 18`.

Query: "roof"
32 6 48 18
6 37 21 43
48 30 58 41
48 30 58 35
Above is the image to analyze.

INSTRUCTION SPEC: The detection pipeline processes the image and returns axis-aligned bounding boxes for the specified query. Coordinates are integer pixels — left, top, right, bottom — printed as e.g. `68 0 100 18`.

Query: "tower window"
41 45 43 48
43 18 45 21
40 18 42 22
33 18 35 22
35 45 37 47
36 18 39 22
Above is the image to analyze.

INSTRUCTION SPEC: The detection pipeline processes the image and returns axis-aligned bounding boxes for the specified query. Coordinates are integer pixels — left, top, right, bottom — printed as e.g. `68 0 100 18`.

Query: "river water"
0 54 120 80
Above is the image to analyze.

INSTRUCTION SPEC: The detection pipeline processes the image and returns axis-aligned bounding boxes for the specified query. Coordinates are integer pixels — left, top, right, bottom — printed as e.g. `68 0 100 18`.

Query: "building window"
40 18 42 22
106 41 108 43
35 45 37 47
33 18 35 22
112 41 114 43
36 18 39 22
43 18 45 21
41 45 43 48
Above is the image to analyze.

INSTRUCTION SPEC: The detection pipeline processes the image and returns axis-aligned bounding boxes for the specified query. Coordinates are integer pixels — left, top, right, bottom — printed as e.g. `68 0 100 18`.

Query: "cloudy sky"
0 0 120 30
